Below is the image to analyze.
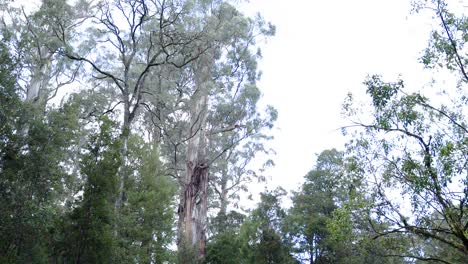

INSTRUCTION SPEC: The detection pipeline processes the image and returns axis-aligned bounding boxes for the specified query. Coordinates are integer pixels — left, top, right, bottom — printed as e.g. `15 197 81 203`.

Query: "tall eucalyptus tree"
59 0 209 213
153 3 275 259
2 1 275 261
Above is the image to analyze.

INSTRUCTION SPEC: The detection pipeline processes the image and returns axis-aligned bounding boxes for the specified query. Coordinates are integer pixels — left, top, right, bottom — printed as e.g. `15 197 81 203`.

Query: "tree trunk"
21 48 52 137
219 183 228 217
115 96 131 211
26 48 52 103
178 53 212 260
218 168 229 222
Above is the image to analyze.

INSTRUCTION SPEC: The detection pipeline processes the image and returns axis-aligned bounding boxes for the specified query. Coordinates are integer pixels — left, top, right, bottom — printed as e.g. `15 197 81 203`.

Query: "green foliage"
206 189 297 264
0 32 19 168
0 33 81 261
240 189 297 264
253 227 295 264
178 241 200 264
57 116 121 263
1 0 276 262
206 210 245 263
206 230 244 264
345 73 468 261
365 75 402 109
287 149 343 263
418 0 468 81
342 1 468 262
209 210 245 236
0 106 79 263
287 149 413 264
116 136 177 263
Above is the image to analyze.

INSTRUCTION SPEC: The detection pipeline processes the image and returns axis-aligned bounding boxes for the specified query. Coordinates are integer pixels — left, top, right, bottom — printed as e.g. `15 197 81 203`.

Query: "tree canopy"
0 0 466 263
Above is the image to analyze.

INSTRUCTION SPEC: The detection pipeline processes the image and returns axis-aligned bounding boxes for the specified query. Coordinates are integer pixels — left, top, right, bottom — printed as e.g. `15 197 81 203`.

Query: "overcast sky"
240 0 441 202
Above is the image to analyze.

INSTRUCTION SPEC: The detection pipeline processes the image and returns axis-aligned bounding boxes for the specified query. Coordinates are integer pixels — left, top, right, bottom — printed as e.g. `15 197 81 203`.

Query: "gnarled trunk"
182 160 209 256
178 53 212 260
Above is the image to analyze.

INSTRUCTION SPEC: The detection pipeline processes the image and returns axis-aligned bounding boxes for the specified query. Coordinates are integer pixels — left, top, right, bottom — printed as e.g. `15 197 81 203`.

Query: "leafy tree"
287 149 343 263
0 0 84 105
59 0 209 217
116 136 177 264
0 85 80 261
208 109 276 227
343 0 468 262
239 188 297 264
0 0 277 262
206 189 296 264
0 29 19 153
288 149 417 264
57 117 121 263
344 74 467 261
0 30 84 263
205 211 246 264
140 2 276 259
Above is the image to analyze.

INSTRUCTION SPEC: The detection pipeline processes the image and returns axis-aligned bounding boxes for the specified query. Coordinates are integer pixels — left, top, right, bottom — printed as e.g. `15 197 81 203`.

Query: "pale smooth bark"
26 57 51 102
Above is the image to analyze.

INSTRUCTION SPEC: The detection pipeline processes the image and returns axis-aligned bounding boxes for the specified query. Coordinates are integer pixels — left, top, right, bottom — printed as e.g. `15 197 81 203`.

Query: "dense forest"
0 0 466 263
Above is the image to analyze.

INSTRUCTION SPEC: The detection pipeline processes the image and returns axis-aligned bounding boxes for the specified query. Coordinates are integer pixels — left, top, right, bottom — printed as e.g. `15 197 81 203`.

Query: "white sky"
240 0 439 202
